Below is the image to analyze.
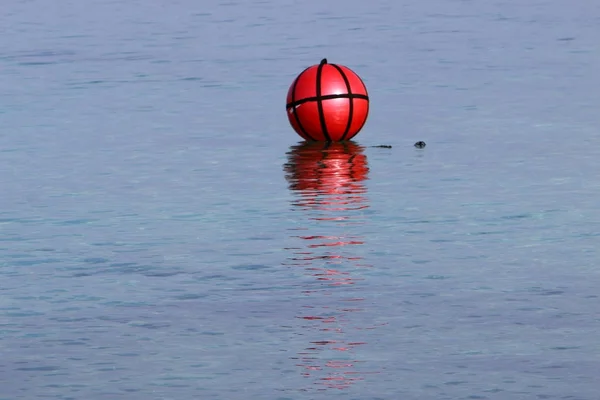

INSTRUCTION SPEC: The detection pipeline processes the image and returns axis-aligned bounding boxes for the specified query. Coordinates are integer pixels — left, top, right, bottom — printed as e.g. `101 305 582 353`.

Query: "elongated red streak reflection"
283 141 382 391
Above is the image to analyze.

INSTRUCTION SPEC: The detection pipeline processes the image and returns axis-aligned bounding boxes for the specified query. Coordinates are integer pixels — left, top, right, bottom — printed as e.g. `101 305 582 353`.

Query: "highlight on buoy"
286 58 369 142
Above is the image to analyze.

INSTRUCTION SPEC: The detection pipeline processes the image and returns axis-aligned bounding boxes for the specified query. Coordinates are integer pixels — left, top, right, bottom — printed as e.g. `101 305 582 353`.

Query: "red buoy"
286 59 369 142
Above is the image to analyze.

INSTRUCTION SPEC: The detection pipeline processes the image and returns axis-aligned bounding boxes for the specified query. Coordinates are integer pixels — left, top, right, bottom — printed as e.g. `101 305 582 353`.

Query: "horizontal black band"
286 93 369 110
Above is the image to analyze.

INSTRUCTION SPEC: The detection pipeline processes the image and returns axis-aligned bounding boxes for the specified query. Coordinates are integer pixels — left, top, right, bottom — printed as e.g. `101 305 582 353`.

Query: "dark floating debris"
370 142 425 149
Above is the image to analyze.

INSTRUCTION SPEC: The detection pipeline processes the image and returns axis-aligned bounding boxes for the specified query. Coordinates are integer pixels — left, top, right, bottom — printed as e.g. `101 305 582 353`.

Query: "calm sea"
2 0 600 399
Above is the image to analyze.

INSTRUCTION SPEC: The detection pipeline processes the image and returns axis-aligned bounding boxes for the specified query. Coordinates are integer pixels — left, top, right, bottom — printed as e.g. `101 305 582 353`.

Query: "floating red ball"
286 59 369 142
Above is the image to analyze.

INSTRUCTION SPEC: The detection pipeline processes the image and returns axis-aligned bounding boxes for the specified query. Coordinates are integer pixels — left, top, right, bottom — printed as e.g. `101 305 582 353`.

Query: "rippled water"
2 0 600 399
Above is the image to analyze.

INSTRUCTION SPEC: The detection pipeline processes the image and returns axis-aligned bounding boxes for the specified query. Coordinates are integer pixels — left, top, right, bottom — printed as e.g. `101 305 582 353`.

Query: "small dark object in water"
414 141 426 148
372 144 392 148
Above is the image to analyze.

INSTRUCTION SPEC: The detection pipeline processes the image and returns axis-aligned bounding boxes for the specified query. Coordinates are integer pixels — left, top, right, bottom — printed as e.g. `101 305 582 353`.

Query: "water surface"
2 0 600 399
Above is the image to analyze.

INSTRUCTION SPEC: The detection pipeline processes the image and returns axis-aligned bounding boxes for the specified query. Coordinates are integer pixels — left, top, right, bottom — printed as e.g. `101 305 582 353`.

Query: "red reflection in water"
283 141 380 391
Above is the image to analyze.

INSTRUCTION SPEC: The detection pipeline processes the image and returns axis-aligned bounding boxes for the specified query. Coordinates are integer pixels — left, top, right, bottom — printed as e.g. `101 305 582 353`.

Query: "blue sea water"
2 0 600 398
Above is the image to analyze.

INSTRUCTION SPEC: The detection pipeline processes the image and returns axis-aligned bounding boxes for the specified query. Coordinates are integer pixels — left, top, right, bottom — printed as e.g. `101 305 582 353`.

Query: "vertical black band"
315 59 332 142
350 77 369 139
289 67 316 141
330 64 354 141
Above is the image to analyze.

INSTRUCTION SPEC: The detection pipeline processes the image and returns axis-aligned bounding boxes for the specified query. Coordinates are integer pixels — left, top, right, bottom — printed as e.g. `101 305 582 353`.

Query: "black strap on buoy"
286 92 369 109
315 58 332 142
329 63 354 141
288 67 317 141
